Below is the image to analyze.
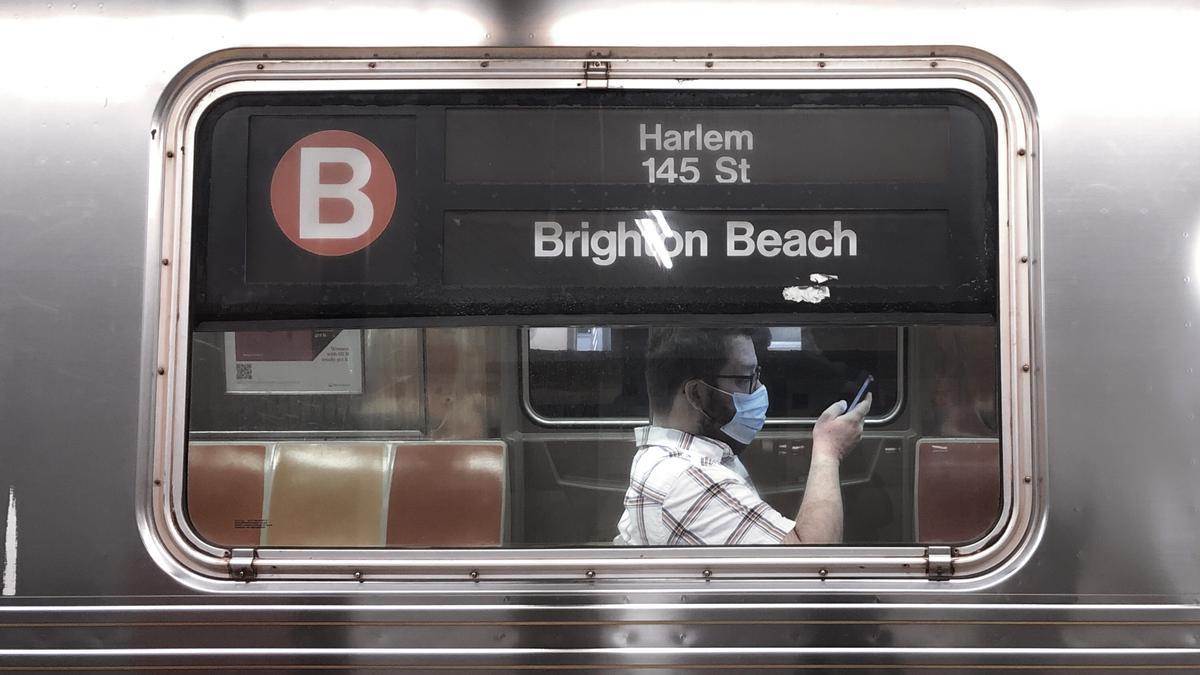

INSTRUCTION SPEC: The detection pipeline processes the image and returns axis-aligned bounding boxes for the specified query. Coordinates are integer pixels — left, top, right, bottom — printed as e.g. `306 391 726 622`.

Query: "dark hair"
645 326 769 416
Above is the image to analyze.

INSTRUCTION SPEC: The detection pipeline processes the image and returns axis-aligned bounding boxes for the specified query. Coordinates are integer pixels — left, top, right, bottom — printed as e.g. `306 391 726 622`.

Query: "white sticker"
224 329 363 395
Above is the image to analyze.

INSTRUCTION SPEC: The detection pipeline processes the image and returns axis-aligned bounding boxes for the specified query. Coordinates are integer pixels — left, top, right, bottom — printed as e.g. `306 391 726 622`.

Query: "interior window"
526 325 902 421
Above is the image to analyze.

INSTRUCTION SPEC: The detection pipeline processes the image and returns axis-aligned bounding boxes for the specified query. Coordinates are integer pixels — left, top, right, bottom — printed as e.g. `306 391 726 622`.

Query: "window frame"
520 326 907 428
142 49 1039 589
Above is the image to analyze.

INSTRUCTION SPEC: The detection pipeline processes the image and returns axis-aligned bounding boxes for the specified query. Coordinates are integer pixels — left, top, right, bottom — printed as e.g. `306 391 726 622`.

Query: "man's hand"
812 393 871 464
783 393 871 546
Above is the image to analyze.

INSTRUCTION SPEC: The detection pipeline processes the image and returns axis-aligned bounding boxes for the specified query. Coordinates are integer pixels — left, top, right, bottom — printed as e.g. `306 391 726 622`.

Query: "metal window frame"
140 48 1040 590
520 326 907 427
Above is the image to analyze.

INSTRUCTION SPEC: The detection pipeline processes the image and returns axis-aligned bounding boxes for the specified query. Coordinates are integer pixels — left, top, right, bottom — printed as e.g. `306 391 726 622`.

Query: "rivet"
256 63 264 70
480 61 489 68
704 61 713 68
368 62 376 69
165 150 174 158
469 569 479 579
1020 255 1029 263
161 258 170 266
1022 363 1031 372
1024 475 1033 484
157 366 165 375
818 568 828 577
153 479 161 486
702 568 712 578
585 570 596 578
353 570 363 580
1017 148 1027 156
930 61 938 68
818 61 826 68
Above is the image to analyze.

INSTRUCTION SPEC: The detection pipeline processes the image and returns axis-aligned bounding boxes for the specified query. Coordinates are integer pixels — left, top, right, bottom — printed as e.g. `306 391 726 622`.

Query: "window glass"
186 322 998 549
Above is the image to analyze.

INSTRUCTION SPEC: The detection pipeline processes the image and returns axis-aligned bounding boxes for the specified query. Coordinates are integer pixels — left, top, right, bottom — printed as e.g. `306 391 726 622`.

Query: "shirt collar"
634 425 735 464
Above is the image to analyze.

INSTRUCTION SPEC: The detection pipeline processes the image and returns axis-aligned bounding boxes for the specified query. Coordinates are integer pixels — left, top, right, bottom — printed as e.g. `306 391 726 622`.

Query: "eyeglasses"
713 365 763 393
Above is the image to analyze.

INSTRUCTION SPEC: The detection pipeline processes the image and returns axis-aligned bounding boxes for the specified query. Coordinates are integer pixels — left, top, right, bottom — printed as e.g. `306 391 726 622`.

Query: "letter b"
298 147 374 240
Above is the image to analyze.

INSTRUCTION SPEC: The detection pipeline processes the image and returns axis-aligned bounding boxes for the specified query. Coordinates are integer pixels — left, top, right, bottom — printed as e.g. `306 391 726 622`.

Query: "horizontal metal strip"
3 603 1200 624
1 647 1199 669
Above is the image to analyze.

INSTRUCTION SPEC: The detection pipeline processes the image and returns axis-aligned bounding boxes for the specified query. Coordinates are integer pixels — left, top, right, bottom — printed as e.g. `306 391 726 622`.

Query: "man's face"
696 334 761 452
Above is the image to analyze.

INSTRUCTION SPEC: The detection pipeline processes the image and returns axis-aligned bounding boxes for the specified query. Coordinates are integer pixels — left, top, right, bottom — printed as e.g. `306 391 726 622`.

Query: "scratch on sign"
3 486 14 596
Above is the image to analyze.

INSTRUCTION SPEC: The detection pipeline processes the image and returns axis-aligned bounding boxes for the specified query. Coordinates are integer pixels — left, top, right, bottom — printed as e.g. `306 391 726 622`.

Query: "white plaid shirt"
614 426 795 546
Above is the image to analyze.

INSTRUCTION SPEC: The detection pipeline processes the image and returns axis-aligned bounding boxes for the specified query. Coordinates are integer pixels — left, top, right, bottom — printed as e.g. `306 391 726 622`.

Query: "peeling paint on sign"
782 285 831 303
2 487 15 596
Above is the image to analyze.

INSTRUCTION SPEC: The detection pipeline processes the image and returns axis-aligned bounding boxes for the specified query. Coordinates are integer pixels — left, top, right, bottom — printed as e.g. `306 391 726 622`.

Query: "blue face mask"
705 383 769 445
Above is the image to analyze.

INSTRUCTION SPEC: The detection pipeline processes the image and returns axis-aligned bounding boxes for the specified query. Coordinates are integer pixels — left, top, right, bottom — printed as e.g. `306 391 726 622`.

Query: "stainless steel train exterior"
2 0 1200 670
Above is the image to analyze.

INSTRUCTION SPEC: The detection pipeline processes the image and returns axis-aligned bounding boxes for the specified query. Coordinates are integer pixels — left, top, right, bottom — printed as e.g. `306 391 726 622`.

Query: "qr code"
235 363 253 380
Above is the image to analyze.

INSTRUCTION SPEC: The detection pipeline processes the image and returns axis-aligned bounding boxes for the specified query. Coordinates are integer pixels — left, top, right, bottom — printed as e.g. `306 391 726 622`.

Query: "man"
614 327 870 546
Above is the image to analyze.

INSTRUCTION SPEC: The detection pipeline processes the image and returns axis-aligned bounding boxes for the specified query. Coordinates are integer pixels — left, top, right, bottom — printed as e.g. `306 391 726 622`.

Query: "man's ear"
683 379 708 415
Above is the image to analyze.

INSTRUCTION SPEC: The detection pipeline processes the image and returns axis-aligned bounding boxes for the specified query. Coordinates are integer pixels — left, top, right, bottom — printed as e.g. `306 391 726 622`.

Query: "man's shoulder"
632 444 740 486
631 444 691 476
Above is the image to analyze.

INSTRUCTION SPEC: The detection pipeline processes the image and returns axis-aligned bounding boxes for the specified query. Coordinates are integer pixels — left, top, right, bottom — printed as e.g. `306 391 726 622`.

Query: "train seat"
915 438 1002 543
265 443 389 547
185 443 269 547
386 441 507 547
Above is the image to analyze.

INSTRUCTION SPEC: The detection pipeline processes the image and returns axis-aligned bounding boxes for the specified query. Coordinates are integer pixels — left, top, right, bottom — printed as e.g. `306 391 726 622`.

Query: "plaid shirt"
614 426 795 546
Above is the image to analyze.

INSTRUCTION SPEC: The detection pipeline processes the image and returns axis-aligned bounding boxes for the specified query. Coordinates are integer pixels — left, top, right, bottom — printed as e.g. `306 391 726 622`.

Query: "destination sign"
446 108 957 185
192 89 996 322
444 210 959 291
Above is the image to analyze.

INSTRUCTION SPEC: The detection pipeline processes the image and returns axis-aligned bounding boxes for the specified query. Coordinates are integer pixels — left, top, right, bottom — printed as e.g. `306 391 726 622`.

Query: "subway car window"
181 87 1004 555
526 326 902 422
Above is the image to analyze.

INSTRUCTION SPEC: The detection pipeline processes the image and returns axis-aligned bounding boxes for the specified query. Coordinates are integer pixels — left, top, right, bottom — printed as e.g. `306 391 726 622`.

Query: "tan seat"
386 441 506 547
915 438 1002 543
186 443 268 547
265 443 389 547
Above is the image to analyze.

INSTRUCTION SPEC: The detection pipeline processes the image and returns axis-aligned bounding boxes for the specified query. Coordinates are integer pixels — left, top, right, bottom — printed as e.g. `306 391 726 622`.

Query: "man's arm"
781 393 871 545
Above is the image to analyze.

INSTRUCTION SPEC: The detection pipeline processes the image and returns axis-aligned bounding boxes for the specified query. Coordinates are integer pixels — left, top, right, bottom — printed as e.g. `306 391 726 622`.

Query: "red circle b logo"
269 130 397 257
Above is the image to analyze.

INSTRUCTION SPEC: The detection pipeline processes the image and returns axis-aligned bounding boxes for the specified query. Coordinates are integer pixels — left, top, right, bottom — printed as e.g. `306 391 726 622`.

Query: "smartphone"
846 374 874 413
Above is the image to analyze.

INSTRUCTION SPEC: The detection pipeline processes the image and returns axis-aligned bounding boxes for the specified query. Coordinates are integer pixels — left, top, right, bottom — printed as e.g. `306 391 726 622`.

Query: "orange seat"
265 443 389 547
186 443 268 547
916 438 1002 544
386 441 506 547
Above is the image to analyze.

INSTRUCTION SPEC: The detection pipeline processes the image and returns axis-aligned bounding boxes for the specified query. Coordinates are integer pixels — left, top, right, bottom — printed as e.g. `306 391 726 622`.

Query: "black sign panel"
191 90 996 323
446 108 952 184
244 115 419 284
444 210 956 288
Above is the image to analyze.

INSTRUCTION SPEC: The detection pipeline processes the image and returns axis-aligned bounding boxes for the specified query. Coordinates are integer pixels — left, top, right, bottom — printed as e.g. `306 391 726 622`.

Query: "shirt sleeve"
661 465 795 545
